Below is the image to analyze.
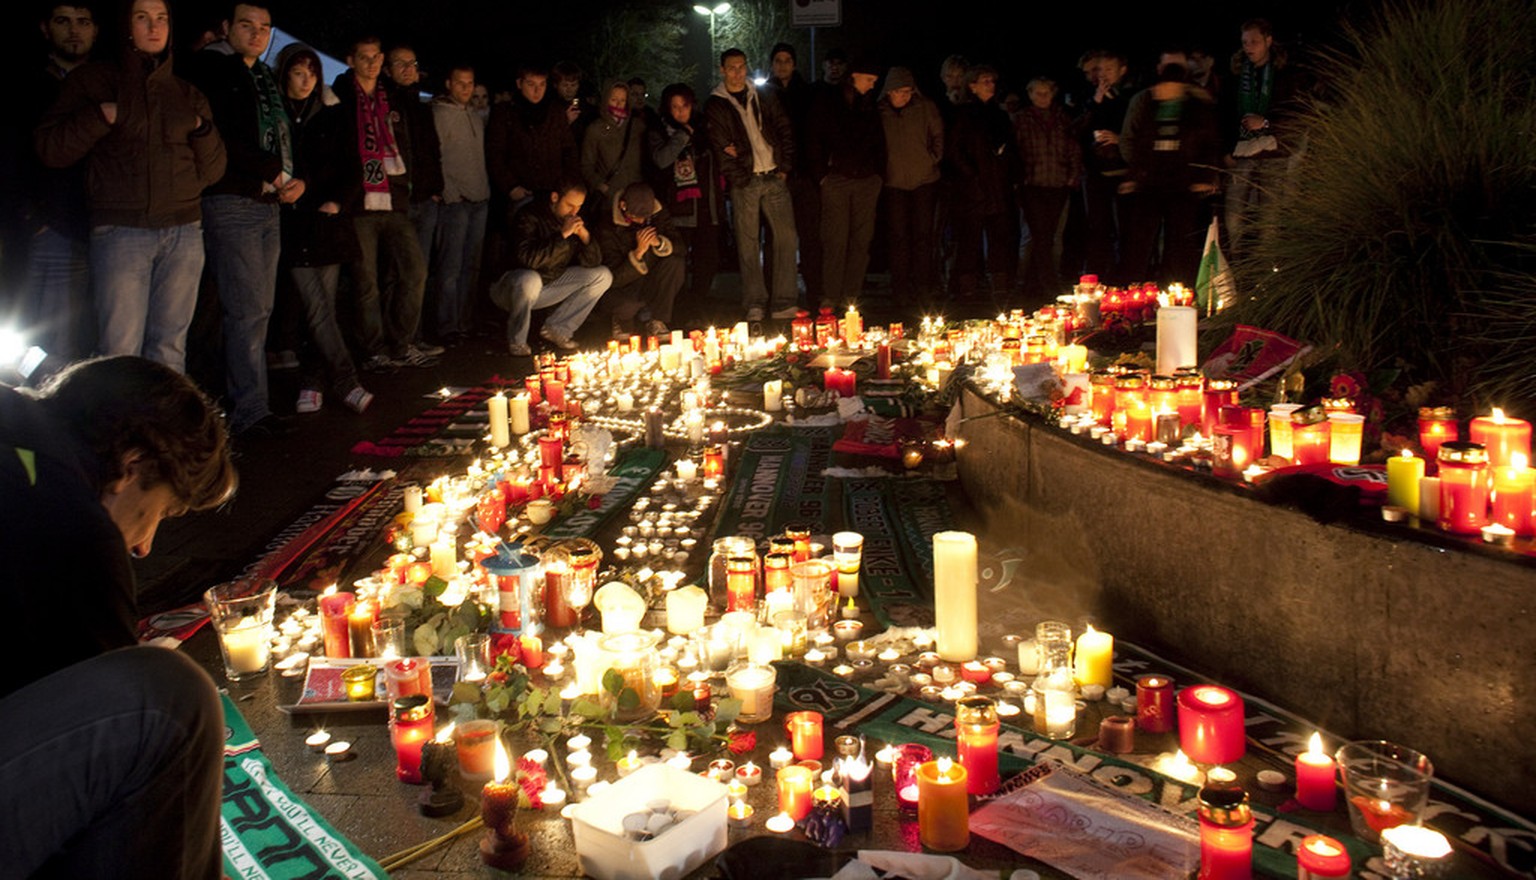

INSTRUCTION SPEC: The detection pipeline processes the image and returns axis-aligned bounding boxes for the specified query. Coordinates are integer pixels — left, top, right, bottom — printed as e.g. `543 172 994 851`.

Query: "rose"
727 729 756 755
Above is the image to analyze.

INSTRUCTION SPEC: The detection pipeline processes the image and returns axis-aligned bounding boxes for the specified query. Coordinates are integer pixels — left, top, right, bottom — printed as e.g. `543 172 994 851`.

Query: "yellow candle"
916 757 969 851
1386 450 1425 517
932 532 978 662
508 394 530 435
1328 413 1365 465
487 394 510 447
1074 624 1113 689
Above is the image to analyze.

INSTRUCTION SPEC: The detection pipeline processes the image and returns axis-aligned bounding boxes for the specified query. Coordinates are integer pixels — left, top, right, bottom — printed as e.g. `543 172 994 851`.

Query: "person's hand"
1240 113 1267 133
633 225 658 259
565 103 580 124
571 216 590 244
723 144 740 158
560 214 581 238
510 186 531 201
1118 181 1136 195
100 102 117 125
319 201 341 215
278 178 306 204
776 170 788 181
1094 129 1118 146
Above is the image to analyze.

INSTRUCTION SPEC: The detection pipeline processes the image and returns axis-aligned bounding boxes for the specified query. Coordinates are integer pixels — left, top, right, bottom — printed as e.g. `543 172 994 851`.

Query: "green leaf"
486 690 510 714
412 625 439 656
572 698 607 720
451 601 482 630
666 730 688 752
602 668 624 696
544 688 565 716
422 575 449 598
395 588 425 610
449 681 485 706
617 687 641 712
713 698 742 726
672 711 700 728
538 716 563 734
670 691 696 712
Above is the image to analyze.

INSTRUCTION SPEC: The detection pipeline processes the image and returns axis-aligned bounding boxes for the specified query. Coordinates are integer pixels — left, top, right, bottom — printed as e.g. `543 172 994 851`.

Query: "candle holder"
418 737 464 817
205 578 278 680
892 743 932 813
390 694 436 784
1335 740 1433 843
955 696 1000 795
1197 770 1254 880
1381 825 1453 879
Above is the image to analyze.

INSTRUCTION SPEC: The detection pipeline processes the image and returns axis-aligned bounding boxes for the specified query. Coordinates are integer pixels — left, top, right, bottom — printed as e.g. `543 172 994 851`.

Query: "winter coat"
510 198 603 284
879 92 943 191
649 114 721 228
181 47 286 199
484 95 578 201
597 196 679 290
806 83 886 182
703 84 795 191
945 98 1017 216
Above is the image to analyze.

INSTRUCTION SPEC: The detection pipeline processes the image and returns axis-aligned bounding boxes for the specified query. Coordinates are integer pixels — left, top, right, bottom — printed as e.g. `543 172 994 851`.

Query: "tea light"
765 812 795 833
832 663 856 680
305 730 332 752
1105 686 1130 703
1381 825 1452 877
874 745 899 768
909 672 933 688
666 751 694 770
567 750 593 768
567 734 592 752
708 758 736 780
1296 834 1351 879
769 746 794 769
324 740 353 761
832 620 863 642
1152 749 1202 784
728 801 755 828
932 664 957 684
803 648 828 667
617 750 643 777
586 780 612 798
996 700 1021 719
1081 683 1106 701
846 640 878 661
877 647 902 663
541 785 568 808
570 765 598 787
726 779 748 801
1482 523 1516 546
960 661 990 683
736 762 762 786
523 748 549 767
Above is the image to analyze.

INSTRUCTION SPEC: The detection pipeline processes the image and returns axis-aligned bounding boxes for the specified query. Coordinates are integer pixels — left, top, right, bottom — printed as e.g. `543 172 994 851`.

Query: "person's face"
552 189 585 218
129 0 169 55
668 94 693 125
627 82 645 110
100 459 184 559
1242 29 1272 66
348 42 384 80
471 84 490 109
224 4 271 62
555 75 580 102
771 50 794 83
285 60 317 100
43 5 96 61
606 85 628 116
387 48 420 86
968 73 997 103
1157 52 1189 76
941 62 966 91
850 72 877 95
1188 51 1212 77
1028 83 1054 109
518 73 547 104
887 86 913 109
447 69 474 106
1100 59 1126 86
721 54 748 91
823 57 846 84
1081 59 1101 86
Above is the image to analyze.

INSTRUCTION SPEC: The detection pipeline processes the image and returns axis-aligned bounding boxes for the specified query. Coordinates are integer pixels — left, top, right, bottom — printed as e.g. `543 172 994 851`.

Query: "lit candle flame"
936 756 953 776
436 722 456 744
1400 449 1414 460
1307 731 1324 757
1492 407 1506 423
322 583 337 596
1305 837 1343 858
1514 452 1529 471
493 738 511 783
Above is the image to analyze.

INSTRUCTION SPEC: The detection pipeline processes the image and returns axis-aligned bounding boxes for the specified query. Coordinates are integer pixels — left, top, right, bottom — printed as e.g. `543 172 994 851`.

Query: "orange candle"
1437 442 1489 535
776 764 814 821
1090 372 1118 424
1469 408 1532 469
786 711 824 761
1491 453 1535 536
454 719 498 776
1123 402 1153 443
916 758 969 852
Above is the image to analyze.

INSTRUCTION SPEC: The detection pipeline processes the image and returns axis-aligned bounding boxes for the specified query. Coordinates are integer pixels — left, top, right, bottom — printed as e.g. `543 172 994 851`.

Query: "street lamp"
693 2 730 64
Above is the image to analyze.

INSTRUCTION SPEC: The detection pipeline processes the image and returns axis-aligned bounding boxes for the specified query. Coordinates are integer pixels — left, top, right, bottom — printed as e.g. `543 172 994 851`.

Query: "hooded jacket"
703 82 794 190
580 80 646 198
485 92 578 203
34 0 226 229
878 71 943 191
597 195 678 290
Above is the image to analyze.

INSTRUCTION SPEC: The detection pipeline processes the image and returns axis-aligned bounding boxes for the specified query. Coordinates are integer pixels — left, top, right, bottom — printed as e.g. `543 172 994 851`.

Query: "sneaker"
644 319 669 337
343 386 374 414
610 317 630 340
362 354 393 372
414 340 446 357
745 307 765 322
770 305 801 320
295 389 322 414
538 326 579 351
392 344 438 368
509 342 533 357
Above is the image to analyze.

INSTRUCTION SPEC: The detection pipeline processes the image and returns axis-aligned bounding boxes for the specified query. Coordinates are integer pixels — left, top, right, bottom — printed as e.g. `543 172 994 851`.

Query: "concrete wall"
954 387 1536 818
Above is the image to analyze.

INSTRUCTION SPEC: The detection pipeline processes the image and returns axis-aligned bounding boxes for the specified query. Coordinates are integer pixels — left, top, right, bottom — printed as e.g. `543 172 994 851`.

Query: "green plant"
1219 0 1536 415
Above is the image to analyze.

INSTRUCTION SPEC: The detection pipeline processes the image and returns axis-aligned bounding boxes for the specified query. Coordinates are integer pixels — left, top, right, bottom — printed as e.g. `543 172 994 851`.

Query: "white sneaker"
539 326 579 351
343 387 374 414
771 306 801 320
509 342 533 356
296 389 322 414
745 307 765 322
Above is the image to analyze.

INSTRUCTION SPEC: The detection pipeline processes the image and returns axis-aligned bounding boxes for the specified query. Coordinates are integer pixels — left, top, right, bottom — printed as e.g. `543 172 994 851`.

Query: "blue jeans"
490 265 612 345
291 264 360 394
23 226 92 359
729 173 798 310
202 194 281 432
352 211 427 358
0 647 223 879
433 199 489 336
90 222 204 372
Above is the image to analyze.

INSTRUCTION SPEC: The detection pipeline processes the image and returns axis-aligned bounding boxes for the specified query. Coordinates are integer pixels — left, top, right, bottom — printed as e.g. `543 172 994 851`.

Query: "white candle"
675 459 698 482
509 394 530 435
616 391 634 412
932 531 978 662
665 585 708 635
488 394 510 448
222 617 270 673
402 485 423 514
1155 305 1197 375
430 535 456 579
1418 476 1441 521
763 379 784 412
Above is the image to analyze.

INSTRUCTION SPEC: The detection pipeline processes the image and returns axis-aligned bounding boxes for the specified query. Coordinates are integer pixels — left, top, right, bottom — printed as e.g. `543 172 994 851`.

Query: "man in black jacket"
598 182 682 338
703 47 798 323
489 180 611 356
806 58 886 306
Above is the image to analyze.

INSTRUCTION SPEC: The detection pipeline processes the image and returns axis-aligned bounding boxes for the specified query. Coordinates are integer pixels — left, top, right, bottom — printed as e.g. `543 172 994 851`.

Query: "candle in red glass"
1149 375 1178 414
1296 834 1351 879
546 411 570 443
319 592 356 659
1469 408 1532 469
1178 685 1246 765
522 375 541 406
1491 454 1535 536
955 696 1000 795
1202 379 1238 437
786 710 824 761
385 657 432 700
1175 374 1204 429
537 435 563 472
1294 732 1337 811
877 341 892 379
1123 402 1153 443
1113 373 1148 430
544 379 566 412
1198 771 1253 880
776 764 814 821
1417 407 1456 468
540 550 577 628
390 694 435 784
1090 372 1118 425
726 554 757 612
702 445 725 479
1137 674 1175 732
1290 417 1332 466
1212 425 1248 479
893 743 932 812
1437 442 1490 535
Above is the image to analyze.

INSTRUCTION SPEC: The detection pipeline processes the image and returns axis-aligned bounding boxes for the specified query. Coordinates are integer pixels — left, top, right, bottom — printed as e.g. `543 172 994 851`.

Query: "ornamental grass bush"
1222 0 1536 414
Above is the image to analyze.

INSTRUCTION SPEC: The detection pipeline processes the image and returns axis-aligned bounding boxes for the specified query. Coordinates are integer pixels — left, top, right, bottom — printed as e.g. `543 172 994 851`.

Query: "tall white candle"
764 380 784 412
933 531 978 662
402 484 423 514
488 394 510 447
430 535 457 579
1155 306 1198 375
509 394 530 435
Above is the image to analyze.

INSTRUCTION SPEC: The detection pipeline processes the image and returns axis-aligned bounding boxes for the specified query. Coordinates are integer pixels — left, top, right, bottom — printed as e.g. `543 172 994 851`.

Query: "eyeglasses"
392 59 420 69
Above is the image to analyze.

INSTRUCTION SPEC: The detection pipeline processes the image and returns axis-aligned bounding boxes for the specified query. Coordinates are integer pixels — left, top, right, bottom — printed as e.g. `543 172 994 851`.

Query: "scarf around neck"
1237 59 1273 138
356 79 405 210
250 60 293 184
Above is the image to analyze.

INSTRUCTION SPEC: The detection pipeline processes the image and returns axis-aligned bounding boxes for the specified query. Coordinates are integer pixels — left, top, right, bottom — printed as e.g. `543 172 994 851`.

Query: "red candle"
522 375 541 407
1490 454 1535 536
1091 372 1118 425
1469 408 1532 469
702 445 725 479
1202 380 1238 437
776 764 814 821
1212 425 1249 479
520 634 543 669
1137 674 1176 733
893 743 931 813
1176 376 1204 429
877 341 892 379
538 434 563 470
786 711 824 761
319 591 356 659
1178 685 1246 765
390 694 435 784
1198 770 1253 880
1437 442 1489 534
384 657 432 700
1294 732 1337 811
960 661 991 684
544 379 566 412
1291 418 1332 466
1296 834 1351 879
1417 407 1456 467
956 696 1000 795
1123 403 1153 443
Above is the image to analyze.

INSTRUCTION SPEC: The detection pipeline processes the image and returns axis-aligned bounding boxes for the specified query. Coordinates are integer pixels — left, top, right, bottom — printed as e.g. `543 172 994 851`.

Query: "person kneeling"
599 182 683 338
490 180 612 356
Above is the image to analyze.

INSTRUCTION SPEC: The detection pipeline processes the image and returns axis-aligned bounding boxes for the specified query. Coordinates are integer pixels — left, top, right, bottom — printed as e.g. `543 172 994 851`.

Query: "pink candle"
1178 685 1245 765
1295 834 1351 878
1294 732 1337 811
1137 674 1175 733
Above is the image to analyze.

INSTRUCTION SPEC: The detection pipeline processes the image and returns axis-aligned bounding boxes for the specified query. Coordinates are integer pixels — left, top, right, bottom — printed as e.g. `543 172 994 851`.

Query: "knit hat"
849 56 882 77
884 66 915 91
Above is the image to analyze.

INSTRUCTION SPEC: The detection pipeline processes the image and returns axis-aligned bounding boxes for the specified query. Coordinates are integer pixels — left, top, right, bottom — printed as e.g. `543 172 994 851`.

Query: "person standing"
650 82 723 324
1222 19 1299 251
946 64 1019 301
1079 51 1132 280
581 79 646 221
878 67 943 309
763 43 821 308
806 58 885 306
1014 77 1082 303
704 47 798 322
36 0 226 374
384 42 445 345
431 63 490 344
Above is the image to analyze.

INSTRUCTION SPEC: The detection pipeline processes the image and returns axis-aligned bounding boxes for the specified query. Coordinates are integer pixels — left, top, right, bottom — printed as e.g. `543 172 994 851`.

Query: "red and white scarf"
356 81 405 210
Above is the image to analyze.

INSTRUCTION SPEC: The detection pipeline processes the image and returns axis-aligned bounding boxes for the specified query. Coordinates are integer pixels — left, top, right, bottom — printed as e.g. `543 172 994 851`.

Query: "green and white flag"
1195 216 1235 315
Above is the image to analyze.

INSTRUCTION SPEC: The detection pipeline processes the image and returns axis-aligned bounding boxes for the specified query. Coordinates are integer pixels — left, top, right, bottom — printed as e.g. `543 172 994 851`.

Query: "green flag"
1195 216 1234 315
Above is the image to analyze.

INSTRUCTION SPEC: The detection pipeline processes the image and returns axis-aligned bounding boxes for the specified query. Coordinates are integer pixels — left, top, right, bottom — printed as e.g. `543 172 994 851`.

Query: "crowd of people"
12 0 1303 436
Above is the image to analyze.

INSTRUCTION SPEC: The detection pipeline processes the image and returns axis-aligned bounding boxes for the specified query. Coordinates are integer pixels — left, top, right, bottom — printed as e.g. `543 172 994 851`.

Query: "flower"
727 729 756 755
516 757 548 808
587 494 603 510
490 633 522 666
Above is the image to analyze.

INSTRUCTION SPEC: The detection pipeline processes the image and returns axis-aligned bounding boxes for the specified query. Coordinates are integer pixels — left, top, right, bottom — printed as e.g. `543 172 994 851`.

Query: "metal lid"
1149 375 1178 390
1437 441 1488 465
1419 406 1455 420
1198 773 1252 827
393 693 433 723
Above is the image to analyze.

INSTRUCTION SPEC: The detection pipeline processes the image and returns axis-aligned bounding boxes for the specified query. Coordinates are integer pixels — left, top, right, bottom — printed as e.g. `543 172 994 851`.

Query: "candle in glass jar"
454 719 498 777
1178 685 1245 765
916 758 969 852
1294 732 1337 811
1470 408 1532 469
390 694 435 784
1491 453 1535 536
1291 414 1331 466
776 764 814 821
955 696 1000 795
1267 404 1302 460
1327 413 1365 466
1197 770 1253 880
1437 442 1489 534
786 711 824 761
1296 834 1351 879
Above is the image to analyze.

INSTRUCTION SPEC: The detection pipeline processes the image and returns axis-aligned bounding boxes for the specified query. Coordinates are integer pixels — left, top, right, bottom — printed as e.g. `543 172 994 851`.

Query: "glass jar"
790 559 834 628
481 545 542 634
783 527 813 563
955 695 1000 795
726 662 778 724
1417 406 1457 465
1202 378 1239 437
1032 621 1076 740
1437 442 1489 534
390 694 435 783
709 536 756 611
763 552 792 594
597 631 662 722
539 544 577 628
1089 371 1118 425
726 554 757 612
1174 371 1204 429
1148 375 1178 414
